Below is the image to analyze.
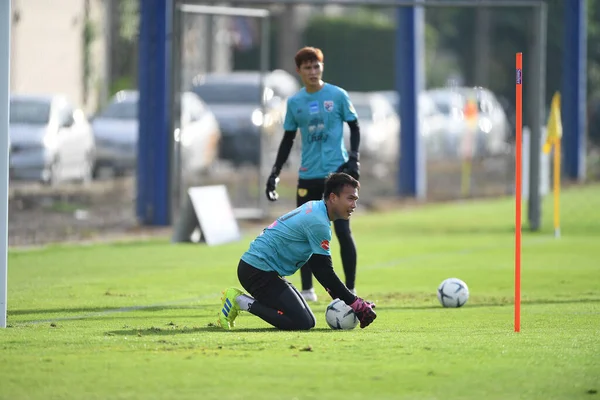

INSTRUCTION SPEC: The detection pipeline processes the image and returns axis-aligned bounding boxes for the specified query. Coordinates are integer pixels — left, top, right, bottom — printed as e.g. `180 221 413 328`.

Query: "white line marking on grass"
24 293 220 324
21 238 552 325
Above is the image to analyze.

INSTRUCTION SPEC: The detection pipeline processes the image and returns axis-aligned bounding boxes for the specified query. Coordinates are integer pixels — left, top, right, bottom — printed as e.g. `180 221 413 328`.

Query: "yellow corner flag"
544 92 562 238
543 92 563 154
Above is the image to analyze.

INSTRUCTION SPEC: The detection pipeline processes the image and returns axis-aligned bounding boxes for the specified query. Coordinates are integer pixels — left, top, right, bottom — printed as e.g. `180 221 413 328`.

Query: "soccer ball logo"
437 278 470 308
325 299 359 330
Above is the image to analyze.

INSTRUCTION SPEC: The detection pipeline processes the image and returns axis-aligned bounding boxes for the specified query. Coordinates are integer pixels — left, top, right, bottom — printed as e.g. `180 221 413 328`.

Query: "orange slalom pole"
515 53 523 333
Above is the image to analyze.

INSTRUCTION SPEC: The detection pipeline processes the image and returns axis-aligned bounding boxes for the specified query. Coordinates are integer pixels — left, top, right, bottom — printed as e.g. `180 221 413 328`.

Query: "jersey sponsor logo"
320 240 330 251
298 188 308 197
307 115 327 142
309 101 319 114
324 100 334 112
308 133 329 143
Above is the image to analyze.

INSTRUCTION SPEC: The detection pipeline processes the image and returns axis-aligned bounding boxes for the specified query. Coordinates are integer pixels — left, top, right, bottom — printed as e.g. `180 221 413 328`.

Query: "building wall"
10 0 107 113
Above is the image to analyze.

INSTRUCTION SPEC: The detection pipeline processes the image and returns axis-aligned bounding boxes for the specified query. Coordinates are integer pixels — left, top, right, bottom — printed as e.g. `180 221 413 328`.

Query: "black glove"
265 168 280 201
337 151 360 180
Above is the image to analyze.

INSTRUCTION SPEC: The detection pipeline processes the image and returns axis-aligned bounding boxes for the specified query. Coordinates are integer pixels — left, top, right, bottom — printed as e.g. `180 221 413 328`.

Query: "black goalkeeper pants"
237 259 316 330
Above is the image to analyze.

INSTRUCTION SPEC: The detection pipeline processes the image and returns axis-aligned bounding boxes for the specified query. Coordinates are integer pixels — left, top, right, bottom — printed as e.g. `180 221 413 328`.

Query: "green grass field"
2 185 599 400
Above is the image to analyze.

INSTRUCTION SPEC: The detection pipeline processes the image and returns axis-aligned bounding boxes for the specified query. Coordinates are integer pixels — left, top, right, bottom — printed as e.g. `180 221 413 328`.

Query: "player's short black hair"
324 172 360 199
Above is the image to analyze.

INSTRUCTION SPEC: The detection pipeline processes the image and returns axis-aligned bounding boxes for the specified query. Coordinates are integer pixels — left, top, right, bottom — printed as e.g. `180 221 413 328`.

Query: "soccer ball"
437 278 469 308
325 299 359 330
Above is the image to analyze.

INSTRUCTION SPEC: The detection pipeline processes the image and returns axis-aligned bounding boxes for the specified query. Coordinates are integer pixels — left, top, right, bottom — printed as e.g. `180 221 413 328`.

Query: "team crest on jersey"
320 240 330 251
324 100 334 112
298 188 308 197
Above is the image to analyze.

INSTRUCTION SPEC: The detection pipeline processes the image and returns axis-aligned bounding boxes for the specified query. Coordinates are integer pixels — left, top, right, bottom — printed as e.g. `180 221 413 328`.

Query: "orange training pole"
515 53 523 333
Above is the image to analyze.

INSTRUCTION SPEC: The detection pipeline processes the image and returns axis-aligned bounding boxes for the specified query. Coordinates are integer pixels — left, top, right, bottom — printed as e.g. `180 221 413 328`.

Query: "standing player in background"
218 173 376 331
265 47 361 302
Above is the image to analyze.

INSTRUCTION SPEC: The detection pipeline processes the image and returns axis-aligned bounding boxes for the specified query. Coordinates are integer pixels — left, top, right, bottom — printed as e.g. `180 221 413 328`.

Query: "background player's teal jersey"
283 83 358 179
241 200 332 276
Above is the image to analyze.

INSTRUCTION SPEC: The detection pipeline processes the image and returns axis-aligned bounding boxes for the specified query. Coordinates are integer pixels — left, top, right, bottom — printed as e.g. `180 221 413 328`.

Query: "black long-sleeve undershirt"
272 130 296 175
309 254 356 305
347 119 360 154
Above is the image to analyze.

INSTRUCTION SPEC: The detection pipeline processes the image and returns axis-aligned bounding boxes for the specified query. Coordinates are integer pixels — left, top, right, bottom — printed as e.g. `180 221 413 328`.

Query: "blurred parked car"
375 90 399 112
372 88 511 160
425 87 511 158
497 94 516 143
369 90 449 159
9 94 95 184
190 70 299 166
418 92 449 149
90 90 220 178
343 91 400 167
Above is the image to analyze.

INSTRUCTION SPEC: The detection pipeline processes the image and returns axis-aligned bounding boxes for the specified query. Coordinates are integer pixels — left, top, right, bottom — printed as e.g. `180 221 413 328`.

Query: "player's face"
331 185 359 220
297 60 323 88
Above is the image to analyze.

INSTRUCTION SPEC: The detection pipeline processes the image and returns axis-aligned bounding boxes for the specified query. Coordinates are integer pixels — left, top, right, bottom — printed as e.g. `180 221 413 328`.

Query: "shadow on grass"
105 325 333 336
10 304 218 324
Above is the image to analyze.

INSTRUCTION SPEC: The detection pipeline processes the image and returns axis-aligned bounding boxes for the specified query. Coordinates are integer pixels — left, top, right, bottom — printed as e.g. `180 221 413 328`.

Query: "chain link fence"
7 1 599 247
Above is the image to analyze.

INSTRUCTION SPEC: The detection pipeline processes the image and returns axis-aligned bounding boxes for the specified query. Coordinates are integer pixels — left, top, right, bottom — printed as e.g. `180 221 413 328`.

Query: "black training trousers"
237 259 316 330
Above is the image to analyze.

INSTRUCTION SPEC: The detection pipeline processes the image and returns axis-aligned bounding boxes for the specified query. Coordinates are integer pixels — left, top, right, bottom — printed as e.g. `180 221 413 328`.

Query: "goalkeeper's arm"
308 254 356 305
347 119 360 153
270 130 296 176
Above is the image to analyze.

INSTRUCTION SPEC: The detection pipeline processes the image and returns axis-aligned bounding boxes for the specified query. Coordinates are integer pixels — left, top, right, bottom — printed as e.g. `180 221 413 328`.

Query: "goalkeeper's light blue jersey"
283 83 358 179
241 200 332 277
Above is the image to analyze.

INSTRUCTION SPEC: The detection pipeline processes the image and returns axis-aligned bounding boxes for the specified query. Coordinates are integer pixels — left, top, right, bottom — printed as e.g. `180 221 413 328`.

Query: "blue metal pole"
137 0 150 222
137 0 172 225
396 5 426 198
562 0 587 181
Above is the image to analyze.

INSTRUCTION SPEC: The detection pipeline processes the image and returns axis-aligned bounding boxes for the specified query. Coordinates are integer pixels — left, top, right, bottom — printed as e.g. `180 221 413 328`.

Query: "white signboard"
172 185 241 246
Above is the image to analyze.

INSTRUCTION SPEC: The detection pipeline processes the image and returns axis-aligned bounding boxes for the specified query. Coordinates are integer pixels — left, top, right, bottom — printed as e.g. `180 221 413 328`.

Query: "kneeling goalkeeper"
217 173 376 330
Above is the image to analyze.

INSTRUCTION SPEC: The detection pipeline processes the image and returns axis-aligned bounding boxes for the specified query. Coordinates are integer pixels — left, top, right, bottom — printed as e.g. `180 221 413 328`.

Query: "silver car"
91 90 221 178
9 94 95 184
344 92 400 167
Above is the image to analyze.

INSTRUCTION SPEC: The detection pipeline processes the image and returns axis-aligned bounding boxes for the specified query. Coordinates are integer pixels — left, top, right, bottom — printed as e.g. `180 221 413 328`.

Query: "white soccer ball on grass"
325 298 359 330
437 278 469 308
